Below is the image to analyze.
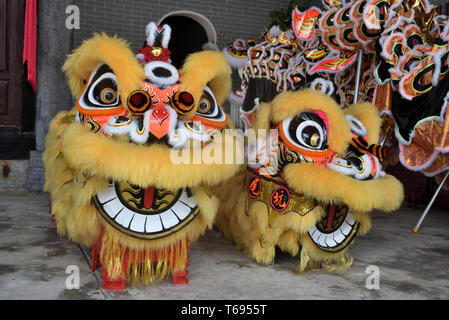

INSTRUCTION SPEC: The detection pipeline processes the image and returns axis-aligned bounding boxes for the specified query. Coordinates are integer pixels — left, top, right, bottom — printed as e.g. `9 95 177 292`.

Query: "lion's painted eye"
89 73 119 106
196 87 219 118
191 86 227 127
78 64 122 112
281 112 328 151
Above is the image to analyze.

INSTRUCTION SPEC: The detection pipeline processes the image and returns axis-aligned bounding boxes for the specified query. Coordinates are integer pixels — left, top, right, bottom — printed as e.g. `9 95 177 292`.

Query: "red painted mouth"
144 186 155 209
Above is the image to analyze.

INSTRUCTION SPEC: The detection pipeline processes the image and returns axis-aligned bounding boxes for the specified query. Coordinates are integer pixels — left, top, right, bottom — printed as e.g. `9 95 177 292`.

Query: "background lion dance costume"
43 20 243 289
225 0 449 188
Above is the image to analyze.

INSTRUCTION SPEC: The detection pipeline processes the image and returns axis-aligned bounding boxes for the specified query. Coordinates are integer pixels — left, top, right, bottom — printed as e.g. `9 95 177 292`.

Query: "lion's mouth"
93 181 200 240
307 203 359 253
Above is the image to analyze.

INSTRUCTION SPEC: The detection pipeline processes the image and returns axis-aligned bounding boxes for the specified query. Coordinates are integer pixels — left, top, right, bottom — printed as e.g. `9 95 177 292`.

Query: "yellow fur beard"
283 163 404 212
60 123 243 190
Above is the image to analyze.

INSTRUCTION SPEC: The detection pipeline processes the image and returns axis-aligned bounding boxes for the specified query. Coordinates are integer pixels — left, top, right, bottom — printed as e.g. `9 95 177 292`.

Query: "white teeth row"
96 183 197 234
307 210 356 249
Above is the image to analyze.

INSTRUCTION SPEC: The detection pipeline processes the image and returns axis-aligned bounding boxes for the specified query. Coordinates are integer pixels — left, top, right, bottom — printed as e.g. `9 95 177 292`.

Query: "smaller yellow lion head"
216 89 404 273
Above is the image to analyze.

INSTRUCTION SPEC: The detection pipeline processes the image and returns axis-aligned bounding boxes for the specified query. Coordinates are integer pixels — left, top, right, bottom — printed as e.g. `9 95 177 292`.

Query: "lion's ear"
343 102 381 145
62 33 145 101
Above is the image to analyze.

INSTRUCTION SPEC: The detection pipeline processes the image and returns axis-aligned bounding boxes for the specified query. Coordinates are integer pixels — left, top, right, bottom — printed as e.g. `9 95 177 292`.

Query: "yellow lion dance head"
44 32 243 288
216 89 404 273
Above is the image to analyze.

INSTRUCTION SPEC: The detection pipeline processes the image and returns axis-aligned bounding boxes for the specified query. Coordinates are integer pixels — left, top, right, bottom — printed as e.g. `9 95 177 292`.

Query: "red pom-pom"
137 45 171 63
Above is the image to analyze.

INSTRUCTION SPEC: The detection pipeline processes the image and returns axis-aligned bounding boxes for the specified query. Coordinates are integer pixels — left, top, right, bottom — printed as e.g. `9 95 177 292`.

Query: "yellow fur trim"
214 172 246 237
268 90 351 154
99 201 210 285
43 110 75 193
353 211 372 236
62 33 144 102
60 123 243 190
65 204 102 246
297 234 354 274
43 110 104 246
344 102 381 145
283 162 404 212
192 187 220 227
270 206 324 235
277 230 301 256
71 175 109 207
180 50 232 119
214 175 274 263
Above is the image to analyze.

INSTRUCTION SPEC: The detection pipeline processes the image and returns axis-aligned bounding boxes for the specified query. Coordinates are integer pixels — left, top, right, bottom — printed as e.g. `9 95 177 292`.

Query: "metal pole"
353 51 363 104
413 170 449 232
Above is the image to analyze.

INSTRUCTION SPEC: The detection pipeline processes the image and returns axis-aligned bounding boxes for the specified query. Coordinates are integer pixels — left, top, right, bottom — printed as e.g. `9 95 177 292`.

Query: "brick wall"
72 0 299 52
70 0 448 52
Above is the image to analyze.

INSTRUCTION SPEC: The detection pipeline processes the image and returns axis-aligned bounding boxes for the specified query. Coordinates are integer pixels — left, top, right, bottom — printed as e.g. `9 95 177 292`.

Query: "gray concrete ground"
0 161 30 192
0 191 448 300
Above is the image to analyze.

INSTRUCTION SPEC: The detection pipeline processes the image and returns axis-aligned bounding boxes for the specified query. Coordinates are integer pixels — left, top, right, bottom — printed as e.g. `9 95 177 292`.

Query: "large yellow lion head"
44 33 243 287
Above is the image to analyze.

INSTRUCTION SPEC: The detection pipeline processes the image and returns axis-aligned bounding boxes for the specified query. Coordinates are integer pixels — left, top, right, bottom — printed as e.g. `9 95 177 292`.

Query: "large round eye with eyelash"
193 86 226 122
292 118 325 149
78 64 122 113
281 112 328 152
190 86 227 128
91 77 119 106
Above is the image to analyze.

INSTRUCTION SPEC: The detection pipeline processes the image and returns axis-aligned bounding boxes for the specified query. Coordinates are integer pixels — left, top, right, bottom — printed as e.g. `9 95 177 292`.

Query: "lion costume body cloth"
43 33 243 287
216 89 404 273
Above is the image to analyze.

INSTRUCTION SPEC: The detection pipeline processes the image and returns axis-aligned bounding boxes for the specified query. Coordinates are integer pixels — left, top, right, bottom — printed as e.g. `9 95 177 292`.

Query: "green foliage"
268 0 312 31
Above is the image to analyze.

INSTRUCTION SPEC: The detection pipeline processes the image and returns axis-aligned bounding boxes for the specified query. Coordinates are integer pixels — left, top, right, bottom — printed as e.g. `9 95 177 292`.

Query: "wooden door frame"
0 0 23 127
